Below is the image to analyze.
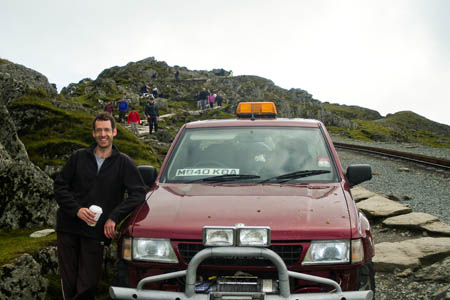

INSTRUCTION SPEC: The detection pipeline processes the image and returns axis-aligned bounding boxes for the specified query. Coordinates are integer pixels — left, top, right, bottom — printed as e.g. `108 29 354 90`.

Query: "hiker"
104 101 114 115
215 92 224 107
140 83 150 97
144 96 159 135
175 70 179 81
199 88 208 110
208 93 215 109
127 107 141 135
117 96 129 123
152 87 158 99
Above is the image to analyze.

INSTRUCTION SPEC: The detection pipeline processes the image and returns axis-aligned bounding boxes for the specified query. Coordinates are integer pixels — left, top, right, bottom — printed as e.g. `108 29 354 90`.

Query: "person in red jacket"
127 107 141 135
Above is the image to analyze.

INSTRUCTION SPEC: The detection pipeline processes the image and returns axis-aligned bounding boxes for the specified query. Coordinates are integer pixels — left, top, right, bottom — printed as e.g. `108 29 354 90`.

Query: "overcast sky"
1 0 449 126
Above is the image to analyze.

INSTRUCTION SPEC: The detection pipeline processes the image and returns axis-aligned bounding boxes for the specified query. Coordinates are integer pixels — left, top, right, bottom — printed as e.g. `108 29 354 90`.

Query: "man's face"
92 120 117 149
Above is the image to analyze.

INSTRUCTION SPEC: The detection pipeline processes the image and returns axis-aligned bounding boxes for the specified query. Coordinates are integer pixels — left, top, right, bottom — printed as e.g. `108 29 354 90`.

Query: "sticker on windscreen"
176 168 240 176
317 157 331 168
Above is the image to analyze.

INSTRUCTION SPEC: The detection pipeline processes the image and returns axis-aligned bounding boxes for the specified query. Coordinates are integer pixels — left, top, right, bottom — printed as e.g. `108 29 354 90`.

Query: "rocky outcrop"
0 64 57 229
0 254 48 300
0 61 57 106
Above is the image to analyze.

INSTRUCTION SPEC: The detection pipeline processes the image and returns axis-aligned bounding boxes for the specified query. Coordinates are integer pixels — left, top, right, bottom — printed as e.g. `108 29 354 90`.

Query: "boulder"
351 186 376 202
0 105 56 229
413 256 450 283
0 254 48 300
383 212 450 236
0 61 56 106
357 195 412 218
373 237 450 272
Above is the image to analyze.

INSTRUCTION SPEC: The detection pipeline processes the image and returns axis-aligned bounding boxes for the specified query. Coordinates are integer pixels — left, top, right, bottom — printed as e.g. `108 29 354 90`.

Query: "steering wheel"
193 161 228 168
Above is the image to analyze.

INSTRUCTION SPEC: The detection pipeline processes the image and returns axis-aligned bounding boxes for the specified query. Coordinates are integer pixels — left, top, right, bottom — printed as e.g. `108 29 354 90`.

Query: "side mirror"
346 164 372 187
138 165 158 187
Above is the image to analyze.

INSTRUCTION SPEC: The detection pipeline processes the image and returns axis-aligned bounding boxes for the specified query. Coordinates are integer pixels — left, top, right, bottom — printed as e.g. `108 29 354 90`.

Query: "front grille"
178 243 302 266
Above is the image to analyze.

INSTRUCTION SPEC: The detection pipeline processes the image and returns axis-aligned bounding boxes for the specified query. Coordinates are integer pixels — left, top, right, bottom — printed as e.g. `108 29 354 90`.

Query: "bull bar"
110 247 373 300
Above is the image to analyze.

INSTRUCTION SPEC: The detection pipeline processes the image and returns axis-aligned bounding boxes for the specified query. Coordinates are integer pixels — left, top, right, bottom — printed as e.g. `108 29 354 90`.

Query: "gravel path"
334 139 450 225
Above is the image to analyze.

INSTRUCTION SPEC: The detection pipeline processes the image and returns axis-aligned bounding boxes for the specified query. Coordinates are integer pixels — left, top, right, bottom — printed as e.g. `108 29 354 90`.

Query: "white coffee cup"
88 205 103 227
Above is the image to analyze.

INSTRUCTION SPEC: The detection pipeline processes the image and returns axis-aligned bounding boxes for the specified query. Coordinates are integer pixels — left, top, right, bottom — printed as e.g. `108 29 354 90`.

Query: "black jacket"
54 144 146 243
144 102 159 117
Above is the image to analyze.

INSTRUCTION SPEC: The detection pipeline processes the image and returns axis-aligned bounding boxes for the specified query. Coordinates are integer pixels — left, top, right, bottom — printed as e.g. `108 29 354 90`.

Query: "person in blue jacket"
117 96 129 123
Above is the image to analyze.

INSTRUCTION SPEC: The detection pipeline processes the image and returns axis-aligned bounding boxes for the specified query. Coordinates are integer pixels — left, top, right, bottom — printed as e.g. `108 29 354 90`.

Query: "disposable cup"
88 205 103 227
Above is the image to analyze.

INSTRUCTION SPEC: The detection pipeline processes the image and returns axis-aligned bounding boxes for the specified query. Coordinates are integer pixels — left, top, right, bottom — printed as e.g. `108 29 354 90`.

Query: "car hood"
131 183 352 241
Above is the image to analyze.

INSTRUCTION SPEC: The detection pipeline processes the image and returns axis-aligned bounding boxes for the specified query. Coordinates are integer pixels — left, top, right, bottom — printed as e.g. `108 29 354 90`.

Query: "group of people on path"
140 83 159 99
196 88 224 110
103 95 159 136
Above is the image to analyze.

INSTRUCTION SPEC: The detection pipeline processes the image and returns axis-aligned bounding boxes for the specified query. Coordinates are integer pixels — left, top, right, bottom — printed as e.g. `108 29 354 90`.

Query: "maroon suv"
110 102 374 300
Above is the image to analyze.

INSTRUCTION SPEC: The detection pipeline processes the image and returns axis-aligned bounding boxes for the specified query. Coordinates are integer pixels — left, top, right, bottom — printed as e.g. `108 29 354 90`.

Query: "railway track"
333 142 450 171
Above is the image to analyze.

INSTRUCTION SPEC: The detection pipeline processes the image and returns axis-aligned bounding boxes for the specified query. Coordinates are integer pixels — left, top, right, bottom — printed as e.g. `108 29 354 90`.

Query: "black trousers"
148 116 158 134
57 232 104 300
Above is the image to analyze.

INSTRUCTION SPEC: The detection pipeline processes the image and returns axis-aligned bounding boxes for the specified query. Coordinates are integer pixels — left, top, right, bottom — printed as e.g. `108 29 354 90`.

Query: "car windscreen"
161 126 338 183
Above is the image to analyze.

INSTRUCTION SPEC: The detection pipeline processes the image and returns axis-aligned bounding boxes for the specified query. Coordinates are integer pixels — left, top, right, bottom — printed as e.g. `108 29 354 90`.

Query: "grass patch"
0 229 56 266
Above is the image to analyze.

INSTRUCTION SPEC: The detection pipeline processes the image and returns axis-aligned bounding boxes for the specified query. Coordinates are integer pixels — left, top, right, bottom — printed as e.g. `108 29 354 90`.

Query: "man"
144 96 159 135
117 96 129 123
54 112 146 300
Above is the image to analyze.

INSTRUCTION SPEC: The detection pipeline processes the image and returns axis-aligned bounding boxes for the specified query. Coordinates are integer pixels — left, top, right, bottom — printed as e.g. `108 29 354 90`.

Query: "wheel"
356 260 376 298
114 259 130 287
193 160 228 168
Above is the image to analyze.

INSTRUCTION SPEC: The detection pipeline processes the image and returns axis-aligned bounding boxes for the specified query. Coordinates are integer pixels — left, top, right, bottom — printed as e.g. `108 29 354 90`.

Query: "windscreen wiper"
187 174 261 183
259 170 331 184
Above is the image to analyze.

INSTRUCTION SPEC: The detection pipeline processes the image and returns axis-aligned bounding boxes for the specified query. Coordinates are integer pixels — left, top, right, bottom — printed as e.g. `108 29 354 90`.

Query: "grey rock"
373 237 450 272
30 229 56 238
383 212 450 236
357 195 412 218
433 284 450 300
351 186 376 202
0 254 48 300
0 104 28 161
383 212 439 228
0 61 56 106
414 256 450 283
32 246 59 276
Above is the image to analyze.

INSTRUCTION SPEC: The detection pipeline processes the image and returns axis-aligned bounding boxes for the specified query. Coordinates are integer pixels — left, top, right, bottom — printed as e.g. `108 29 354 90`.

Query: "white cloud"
1 0 449 125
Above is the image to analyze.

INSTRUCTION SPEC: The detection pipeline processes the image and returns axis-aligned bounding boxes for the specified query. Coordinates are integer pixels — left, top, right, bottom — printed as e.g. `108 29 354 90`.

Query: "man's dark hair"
93 111 116 130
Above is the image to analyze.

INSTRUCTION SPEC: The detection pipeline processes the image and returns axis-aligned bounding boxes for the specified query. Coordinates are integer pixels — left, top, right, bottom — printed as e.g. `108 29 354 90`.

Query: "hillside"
3 56 450 176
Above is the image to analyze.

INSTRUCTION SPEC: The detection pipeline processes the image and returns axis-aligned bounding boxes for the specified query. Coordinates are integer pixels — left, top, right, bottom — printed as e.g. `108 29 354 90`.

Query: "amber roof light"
236 102 277 119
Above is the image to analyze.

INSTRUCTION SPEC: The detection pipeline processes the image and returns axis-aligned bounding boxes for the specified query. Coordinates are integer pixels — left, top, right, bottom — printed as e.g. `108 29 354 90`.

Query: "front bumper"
110 247 373 300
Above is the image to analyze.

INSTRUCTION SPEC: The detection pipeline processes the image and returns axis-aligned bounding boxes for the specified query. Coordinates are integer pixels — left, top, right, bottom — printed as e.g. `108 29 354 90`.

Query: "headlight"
237 227 270 247
302 240 350 265
132 238 178 263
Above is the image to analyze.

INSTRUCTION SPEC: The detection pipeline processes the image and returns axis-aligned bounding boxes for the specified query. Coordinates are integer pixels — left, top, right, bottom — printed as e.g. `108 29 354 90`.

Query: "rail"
333 142 450 171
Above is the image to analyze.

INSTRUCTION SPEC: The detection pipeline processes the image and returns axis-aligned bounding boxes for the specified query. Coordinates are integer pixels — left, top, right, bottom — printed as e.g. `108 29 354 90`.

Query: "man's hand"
77 207 96 226
104 218 116 239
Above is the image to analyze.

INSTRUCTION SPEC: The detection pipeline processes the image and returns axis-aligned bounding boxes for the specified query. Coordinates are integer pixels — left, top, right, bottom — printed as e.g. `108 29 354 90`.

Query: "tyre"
114 259 130 287
356 260 376 299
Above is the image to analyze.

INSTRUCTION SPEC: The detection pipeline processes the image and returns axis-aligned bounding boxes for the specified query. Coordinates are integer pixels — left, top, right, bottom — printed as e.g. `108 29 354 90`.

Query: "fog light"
203 227 235 246
237 227 270 247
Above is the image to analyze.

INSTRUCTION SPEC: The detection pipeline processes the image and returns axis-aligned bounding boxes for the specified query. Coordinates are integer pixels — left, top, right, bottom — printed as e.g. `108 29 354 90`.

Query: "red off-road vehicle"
110 102 374 300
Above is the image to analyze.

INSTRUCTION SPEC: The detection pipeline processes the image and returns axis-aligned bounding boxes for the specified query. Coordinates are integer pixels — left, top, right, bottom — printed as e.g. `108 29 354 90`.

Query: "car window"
162 127 337 183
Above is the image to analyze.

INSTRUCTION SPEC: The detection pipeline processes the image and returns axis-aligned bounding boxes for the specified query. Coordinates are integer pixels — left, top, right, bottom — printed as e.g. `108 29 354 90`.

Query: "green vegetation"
0 58 11 65
0 229 56 265
9 89 161 170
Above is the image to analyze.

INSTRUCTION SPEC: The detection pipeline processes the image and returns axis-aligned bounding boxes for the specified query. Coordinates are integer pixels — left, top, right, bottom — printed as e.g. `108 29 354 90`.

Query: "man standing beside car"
54 111 146 300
